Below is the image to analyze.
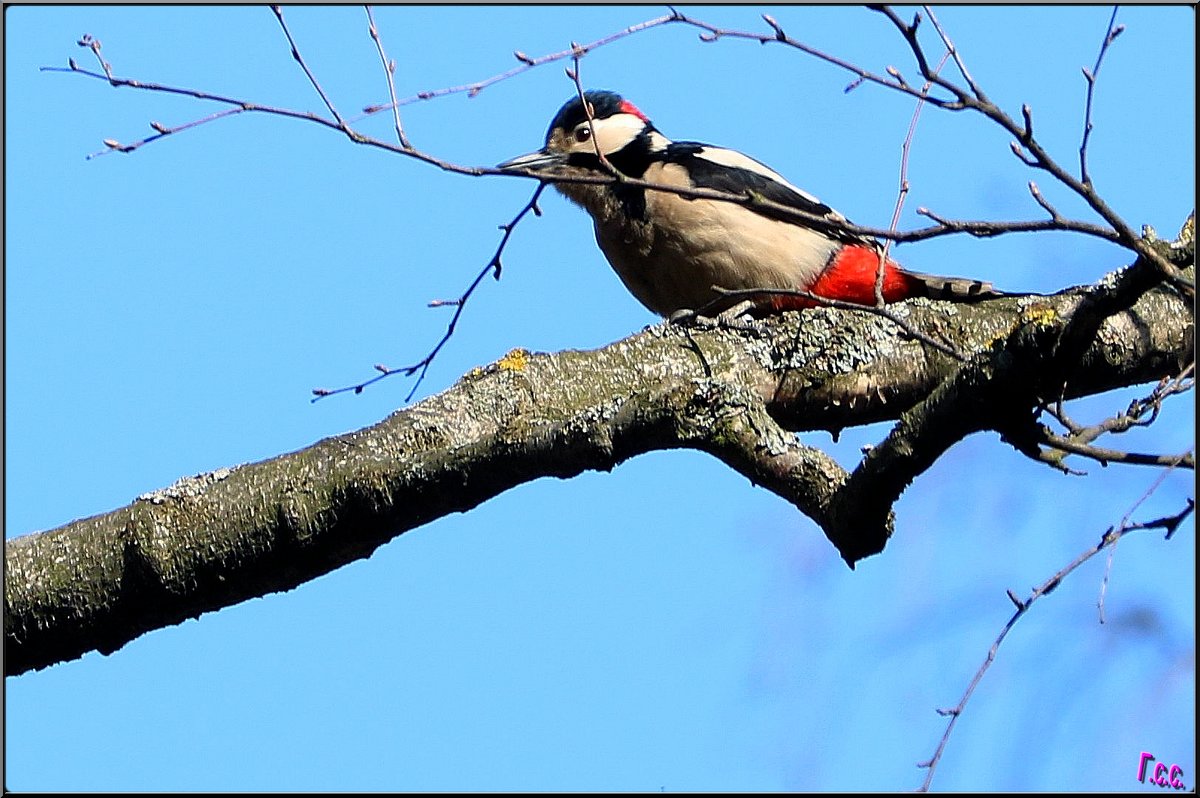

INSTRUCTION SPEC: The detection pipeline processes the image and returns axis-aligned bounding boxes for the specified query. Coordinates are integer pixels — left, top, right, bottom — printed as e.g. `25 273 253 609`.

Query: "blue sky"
4 5 1194 791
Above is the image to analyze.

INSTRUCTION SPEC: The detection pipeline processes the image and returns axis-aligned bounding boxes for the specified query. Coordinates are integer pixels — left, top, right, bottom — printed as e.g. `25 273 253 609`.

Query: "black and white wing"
664 142 869 245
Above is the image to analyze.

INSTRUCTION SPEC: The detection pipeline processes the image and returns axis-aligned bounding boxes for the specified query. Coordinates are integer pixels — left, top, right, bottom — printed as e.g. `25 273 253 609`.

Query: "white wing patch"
692 145 845 220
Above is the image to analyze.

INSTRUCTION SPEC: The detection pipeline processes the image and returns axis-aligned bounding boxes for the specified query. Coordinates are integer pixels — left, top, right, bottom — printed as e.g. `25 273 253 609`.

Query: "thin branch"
365 5 411 149
58 20 1167 404
1080 7 1123 187
1099 482 1194 625
1036 431 1195 470
877 50 952 306
866 6 1191 293
499 165 1126 248
45 62 355 158
271 5 348 128
922 5 987 101
867 5 968 105
1036 365 1196 471
86 107 246 159
1027 180 1063 222
311 184 547 402
909 206 1115 242
918 487 1195 791
44 57 1125 249
359 11 681 114
686 9 965 108
565 46 620 177
76 33 113 81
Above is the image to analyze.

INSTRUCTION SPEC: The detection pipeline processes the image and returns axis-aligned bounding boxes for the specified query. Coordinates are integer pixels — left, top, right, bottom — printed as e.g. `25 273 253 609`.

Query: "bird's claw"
667 300 764 334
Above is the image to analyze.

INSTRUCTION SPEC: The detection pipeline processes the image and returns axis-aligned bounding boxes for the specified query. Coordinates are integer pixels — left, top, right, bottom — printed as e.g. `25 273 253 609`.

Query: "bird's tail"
803 245 1013 307
899 268 1013 303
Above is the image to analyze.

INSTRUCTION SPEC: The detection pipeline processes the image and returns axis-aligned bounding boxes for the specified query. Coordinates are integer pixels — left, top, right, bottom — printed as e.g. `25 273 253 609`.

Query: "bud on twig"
762 14 786 41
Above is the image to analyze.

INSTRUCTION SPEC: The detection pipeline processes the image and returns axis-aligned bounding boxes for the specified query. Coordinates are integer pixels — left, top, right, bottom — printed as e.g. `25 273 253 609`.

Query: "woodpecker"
498 90 1008 318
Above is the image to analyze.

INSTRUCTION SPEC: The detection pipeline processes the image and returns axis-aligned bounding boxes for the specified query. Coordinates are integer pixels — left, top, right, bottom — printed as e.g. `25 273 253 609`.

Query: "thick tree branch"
823 233 1194 563
5 258 1192 676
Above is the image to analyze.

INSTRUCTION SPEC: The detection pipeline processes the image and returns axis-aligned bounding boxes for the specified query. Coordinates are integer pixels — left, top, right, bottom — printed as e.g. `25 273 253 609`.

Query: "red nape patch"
619 99 649 122
805 245 920 306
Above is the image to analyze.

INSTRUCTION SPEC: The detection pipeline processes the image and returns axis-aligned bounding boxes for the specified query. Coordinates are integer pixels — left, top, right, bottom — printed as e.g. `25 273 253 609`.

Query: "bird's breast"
589 167 841 316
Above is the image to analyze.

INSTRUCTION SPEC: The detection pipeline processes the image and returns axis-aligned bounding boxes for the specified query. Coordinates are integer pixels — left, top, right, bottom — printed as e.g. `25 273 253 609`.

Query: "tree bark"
5 258 1193 676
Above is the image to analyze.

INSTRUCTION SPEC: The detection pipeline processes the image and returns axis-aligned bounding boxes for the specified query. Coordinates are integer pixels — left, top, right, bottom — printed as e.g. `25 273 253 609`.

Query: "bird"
498 90 1009 319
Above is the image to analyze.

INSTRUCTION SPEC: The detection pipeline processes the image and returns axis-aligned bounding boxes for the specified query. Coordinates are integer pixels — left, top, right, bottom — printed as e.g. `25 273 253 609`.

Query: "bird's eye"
574 125 592 144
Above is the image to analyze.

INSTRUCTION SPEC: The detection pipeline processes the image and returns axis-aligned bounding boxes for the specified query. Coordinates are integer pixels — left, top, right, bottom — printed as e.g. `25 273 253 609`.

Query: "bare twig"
359 11 681 114
1080 7 1123 187
565 46 619 177
866 5 964 105
76 33 113 81
1098 460 1196 629
45 51 1126 250
1035 365 1196 471
84 107 245 159
1027 181 1064 222
1099 451 1194 623
918 486 1195 791
689 9 964 108
876 50 952 306
866 5 1191 293
365 5 411 149
271 5 347 128
311 184 547 402
922 6 986 101
47 62 363 157
1036 431 1195 470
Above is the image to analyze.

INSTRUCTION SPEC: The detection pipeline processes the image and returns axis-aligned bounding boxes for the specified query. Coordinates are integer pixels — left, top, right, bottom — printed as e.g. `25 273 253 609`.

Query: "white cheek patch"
694 146 837 216
579 113 647 156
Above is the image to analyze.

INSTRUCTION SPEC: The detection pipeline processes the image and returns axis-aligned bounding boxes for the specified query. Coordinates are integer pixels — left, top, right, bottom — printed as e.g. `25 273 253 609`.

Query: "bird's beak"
497 148 565 172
